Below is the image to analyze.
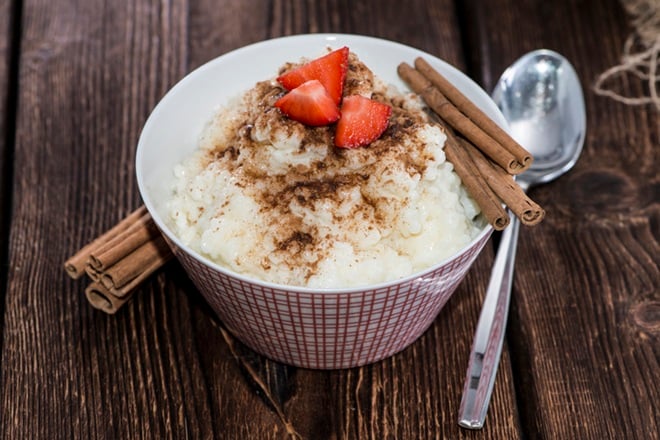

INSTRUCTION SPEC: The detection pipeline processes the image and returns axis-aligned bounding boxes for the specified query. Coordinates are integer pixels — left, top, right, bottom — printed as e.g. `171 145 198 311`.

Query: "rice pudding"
167 50 484 288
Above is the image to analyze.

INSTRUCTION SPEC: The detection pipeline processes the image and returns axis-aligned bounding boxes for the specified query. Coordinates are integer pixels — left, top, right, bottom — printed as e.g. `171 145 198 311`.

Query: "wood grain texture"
1 0 657 439
0 0 17 329
0 0 196 438
464 0 660 439
0 0 12 184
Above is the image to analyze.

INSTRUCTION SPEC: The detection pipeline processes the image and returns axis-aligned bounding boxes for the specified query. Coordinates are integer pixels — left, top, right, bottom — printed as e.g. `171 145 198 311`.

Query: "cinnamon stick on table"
414 57 532 173
64 205 148 279
397 62 524 175
88 210 159 271
85 282 133 315
85 237 172 314
65 206 173 314
100 236 171 291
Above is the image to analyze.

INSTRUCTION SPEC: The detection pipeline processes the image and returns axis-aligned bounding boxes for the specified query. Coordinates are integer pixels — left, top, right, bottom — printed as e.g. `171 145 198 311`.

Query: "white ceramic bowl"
136 34 502 369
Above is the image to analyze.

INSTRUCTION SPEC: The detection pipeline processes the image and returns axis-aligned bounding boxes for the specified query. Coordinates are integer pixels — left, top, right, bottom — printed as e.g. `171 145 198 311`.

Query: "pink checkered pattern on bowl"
166 229 492 370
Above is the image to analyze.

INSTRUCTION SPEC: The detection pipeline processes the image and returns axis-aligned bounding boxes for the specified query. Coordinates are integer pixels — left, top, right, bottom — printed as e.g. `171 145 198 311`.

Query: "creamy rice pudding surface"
167 51 484 288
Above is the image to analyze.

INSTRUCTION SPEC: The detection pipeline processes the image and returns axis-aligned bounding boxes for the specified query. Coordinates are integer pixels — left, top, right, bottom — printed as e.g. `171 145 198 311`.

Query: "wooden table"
1 0 658 438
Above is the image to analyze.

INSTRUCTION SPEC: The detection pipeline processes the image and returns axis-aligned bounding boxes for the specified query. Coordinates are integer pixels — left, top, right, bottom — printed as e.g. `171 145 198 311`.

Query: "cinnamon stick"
66 205 174 314
100 235 172 291
414 57 532 172
64 205 147 279
458 138 545 226
84 238 172 314
443 131 509 231
84 264 102 282
85 241 173 314
88 212 159 270
85 282 133 314
110 252 171 296
398 63 522 174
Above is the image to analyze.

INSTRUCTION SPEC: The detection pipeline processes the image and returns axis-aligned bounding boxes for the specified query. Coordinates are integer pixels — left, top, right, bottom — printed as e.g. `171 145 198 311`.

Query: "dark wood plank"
12 0 656 438
0 0 17 326
0 0 211 438
464 0 660 439
0 0 13 186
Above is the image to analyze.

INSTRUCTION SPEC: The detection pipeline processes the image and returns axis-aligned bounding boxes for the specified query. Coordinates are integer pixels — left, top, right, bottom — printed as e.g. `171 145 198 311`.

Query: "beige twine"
593 0 660 110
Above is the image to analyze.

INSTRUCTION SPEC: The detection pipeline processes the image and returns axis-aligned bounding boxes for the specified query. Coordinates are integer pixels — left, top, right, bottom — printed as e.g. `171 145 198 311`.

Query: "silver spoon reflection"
458 49 586 430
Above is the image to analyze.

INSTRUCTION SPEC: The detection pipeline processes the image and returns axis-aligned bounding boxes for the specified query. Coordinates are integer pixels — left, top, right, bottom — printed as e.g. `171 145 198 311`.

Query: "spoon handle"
458 212 521 429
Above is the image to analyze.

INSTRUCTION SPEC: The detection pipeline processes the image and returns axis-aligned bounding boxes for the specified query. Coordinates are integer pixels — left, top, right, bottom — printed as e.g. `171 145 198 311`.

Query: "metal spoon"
458 49 586 429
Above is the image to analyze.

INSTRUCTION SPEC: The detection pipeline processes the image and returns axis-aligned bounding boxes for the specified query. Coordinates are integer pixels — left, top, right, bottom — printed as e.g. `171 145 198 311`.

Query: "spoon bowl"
493 49 586 188
459 49 586 429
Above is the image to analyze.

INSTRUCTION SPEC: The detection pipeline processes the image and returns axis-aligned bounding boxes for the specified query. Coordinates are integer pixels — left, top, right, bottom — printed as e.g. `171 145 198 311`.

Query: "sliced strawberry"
334 95 392 148
274 79 341 126
277 46 349 105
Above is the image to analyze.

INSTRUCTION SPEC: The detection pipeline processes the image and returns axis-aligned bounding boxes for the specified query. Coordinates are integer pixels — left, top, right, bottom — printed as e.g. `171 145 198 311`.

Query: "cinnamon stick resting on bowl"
443 131 510 230
458 137 544 226
397 61 544 229
414 57 532 173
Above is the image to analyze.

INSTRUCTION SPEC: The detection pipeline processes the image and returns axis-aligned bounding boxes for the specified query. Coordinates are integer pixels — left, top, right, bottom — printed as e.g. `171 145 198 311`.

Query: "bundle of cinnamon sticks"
398 58 545 230
64 206 173 314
